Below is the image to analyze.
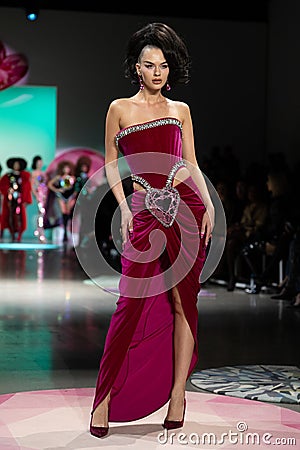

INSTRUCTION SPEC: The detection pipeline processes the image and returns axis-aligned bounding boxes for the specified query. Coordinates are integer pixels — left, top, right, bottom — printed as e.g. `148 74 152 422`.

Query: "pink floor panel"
0 388 299 449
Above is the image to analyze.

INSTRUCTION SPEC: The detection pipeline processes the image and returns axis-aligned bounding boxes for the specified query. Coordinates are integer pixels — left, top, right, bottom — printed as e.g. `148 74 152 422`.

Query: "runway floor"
0 240 299 448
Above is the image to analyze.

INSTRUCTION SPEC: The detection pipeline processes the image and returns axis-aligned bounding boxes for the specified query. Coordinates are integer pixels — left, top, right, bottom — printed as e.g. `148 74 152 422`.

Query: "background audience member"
234 178 248 221
225 183 268 290
215 179 238 228
213 178 249 283
258 169 296 284
270 209 300 302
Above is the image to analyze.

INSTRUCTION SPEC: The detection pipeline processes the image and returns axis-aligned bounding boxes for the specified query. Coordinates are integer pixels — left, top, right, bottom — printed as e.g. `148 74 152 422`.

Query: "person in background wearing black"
270 204 300 303
226 183 268 291
47 160 76 242
243 169 296 293
260 170 295 283
73 156 92 247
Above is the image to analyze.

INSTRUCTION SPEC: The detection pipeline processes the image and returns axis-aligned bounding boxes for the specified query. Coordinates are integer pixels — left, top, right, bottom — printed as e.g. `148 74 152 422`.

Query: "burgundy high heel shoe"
163 398 186 430
89 413 109 438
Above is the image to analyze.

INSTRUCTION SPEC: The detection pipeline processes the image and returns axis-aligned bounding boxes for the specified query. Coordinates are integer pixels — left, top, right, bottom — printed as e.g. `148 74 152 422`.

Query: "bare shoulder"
167 99 191 122
107 98 132 115
107 98 134 127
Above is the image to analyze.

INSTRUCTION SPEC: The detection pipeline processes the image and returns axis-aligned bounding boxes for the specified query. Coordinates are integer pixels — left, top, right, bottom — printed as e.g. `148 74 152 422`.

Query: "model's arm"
105 100 133 247
180 103 215 245
47 175 62 193
31 172 38 199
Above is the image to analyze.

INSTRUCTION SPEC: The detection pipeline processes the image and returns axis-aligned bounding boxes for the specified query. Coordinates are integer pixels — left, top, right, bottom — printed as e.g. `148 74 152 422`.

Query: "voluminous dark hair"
57 160 75 176
75 156 92 176
124 22 191 88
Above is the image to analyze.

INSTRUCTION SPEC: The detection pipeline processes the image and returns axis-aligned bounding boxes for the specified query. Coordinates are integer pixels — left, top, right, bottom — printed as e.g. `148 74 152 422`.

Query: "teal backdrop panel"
0 85 57 240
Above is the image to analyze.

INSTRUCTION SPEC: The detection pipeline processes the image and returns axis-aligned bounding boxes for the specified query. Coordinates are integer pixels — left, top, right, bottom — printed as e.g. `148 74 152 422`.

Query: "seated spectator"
215 179 238 227
259 170 296 282
234 178 248 221
212 178 248 281
225 183 268 291
242 169 296 292
270 217 300 303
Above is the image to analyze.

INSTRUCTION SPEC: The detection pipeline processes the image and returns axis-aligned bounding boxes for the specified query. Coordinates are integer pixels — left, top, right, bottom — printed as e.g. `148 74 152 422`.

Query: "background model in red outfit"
0 157 32 242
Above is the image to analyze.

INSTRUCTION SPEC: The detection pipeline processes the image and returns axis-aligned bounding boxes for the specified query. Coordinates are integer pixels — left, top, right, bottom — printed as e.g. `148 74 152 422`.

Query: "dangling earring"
138 73 144 90
166 82 171 91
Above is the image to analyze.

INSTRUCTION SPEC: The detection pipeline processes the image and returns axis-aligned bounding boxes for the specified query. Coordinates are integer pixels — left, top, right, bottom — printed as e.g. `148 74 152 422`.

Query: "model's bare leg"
165 286 194 420
91 391 111 427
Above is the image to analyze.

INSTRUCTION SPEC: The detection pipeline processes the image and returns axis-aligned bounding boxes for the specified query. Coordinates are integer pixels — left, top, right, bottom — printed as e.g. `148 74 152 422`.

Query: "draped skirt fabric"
92 176 207 422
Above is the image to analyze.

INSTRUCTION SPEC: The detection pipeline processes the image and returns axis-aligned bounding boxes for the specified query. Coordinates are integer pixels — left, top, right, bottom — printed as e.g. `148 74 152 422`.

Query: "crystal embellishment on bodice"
132 160 186 227
115 117 182 148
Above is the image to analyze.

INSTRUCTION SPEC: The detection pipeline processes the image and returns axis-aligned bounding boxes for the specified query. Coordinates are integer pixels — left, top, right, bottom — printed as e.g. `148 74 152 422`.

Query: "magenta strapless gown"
91 117 207 422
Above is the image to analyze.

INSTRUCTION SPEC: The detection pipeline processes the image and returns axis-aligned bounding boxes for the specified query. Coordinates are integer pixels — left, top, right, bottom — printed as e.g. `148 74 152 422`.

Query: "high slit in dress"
91 117 207 422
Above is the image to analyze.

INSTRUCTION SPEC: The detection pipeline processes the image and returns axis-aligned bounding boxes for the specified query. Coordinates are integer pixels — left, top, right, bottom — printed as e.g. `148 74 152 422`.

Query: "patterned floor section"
191 365 300 404
0 388 299 449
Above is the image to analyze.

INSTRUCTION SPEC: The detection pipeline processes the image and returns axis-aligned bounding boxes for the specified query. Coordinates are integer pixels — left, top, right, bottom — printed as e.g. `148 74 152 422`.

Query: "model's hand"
120 208 133 249
201 208 214 247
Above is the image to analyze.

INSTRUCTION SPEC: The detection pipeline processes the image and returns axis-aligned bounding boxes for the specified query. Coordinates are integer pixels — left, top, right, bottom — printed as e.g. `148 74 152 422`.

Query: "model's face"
81 164 89 173
136 46 169 91
13 161 20 171
247 186 257 202
63 165 71 174
37 159 43 169
236 180 246 198
266 176 273 193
